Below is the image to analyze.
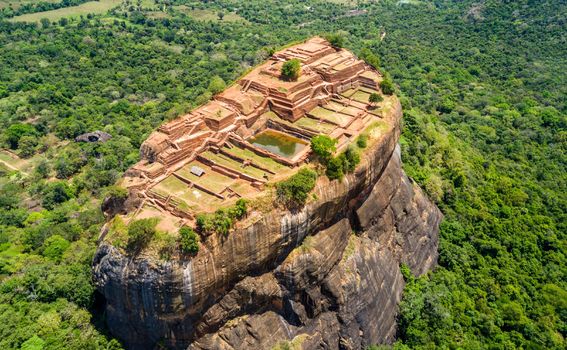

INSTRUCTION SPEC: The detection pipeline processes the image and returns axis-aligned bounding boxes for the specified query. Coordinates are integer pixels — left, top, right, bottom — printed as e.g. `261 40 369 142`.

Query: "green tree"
357 135 368 148
4 123 37 149
127 218 158 252
42 182 73 210
276 168 318 207
343 146 360 172
359 48 380 69
280 59 301 81
380 79 395 95
310 135 337 163
368 92 383 107
325 32 345 48
18 135 38 158
40 18 50 29
325 156 344 180
21 335 45 350
179 226 199 254
54 146 87 179
208 76 226 95
42 235 71 262
229 198 248 219
34 161 51 181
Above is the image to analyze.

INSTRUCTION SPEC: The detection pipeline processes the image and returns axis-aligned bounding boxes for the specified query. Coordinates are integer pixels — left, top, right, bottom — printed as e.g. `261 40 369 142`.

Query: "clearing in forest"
9 0 121 22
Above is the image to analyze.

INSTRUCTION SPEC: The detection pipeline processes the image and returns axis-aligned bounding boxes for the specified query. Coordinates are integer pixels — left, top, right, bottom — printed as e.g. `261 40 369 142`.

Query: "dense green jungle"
0 0 565 349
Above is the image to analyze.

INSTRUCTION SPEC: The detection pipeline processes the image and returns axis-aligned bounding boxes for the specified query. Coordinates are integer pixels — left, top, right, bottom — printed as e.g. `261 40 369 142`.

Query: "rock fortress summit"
93 37 443 350
119 36 384 220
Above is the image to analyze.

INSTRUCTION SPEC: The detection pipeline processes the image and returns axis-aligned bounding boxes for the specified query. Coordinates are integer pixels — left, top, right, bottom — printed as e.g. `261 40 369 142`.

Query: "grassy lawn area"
202 151 267 179
380 95 396 115
223 146 288 173
308 106 337 119
9 0 121 22
324 100 347 112
153 175 188 195
340 88 356 98
0 150 38 174
308 107 352 127
358 86 379 94
322 100 363 117
152 173 223 210
351 90 371 103
340 105 363 117
176 162 235 194
174 6 247 23
294 116 336 134
229 181 257 197
0 0 59 10
363 121 389 141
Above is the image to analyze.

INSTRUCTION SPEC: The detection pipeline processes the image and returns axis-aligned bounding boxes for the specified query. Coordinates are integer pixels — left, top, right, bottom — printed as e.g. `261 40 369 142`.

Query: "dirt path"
0 158 23 173
0 150 29 175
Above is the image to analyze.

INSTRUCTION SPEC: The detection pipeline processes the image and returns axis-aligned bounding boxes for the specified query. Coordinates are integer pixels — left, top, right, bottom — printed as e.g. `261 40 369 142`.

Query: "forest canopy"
0 0 564 349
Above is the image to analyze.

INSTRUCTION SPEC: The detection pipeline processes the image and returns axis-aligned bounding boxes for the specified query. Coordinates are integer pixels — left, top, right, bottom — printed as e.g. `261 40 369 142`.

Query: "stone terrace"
121 37 386 226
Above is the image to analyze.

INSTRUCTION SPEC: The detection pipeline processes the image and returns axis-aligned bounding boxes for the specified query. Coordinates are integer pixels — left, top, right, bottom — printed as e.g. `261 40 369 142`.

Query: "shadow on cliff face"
90 290 121 346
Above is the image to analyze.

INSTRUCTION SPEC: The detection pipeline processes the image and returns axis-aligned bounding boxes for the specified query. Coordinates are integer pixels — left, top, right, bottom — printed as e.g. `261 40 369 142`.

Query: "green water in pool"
249 130 307 159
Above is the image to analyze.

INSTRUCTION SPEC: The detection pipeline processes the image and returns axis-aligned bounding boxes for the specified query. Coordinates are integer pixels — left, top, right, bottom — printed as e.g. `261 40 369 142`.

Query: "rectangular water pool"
248 129 308 159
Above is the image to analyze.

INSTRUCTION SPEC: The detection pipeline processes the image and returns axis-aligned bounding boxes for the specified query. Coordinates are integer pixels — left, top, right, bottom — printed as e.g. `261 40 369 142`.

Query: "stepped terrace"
119 37 389 230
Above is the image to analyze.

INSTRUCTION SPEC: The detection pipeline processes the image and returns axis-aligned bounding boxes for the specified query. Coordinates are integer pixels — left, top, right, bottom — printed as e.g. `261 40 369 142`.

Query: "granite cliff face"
92 98 442 349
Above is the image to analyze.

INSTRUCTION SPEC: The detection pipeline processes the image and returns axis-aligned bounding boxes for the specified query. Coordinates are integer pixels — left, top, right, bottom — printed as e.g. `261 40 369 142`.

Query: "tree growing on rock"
380 78 395 95
369 92 383 107
359 48 380 69
310 135 337 163
325 32 346 48
208 76 226 95
325 155 345 180
280 59 301 81
179 226 199 254
276 168 318 208
127 218 158 252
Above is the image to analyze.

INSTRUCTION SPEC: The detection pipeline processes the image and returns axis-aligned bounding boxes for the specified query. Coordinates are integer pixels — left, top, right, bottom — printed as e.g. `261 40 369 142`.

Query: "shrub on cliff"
310 135 337 163
179 226 199 254
229 198 248 219
325 155 345 180
276 168 317 207
195 199 248 236
311 136 360 181
280 59 301 81
127 218 158 252
369 92 383 106
325 32 345 48
343 146 361 172
357 134 368 148
208 76 226 95
380 78 395 95
359 48 380 69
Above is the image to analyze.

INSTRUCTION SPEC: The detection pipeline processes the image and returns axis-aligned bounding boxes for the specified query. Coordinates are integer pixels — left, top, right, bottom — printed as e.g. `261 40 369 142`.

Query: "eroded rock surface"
186 148 441 350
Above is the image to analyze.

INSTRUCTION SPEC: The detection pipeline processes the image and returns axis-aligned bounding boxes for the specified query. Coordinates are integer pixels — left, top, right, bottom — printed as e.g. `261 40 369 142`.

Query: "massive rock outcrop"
92 95 442 349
